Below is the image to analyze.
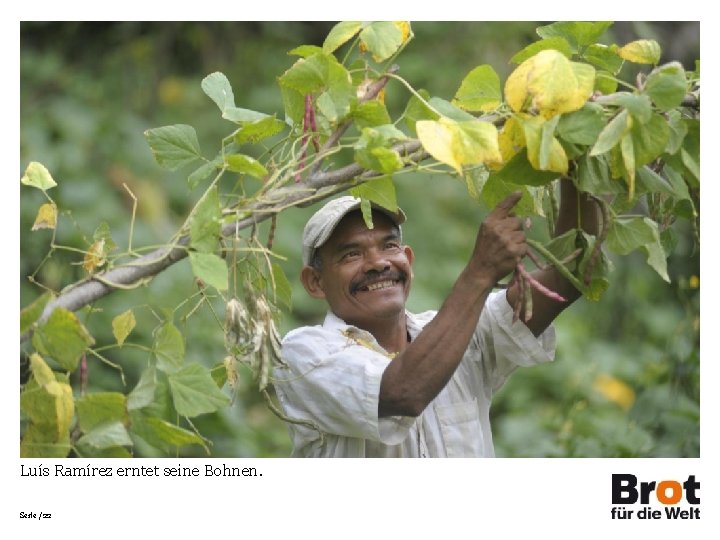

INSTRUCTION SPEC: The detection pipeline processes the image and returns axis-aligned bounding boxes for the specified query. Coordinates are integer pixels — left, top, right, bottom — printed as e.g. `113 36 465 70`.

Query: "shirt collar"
322 310 423 342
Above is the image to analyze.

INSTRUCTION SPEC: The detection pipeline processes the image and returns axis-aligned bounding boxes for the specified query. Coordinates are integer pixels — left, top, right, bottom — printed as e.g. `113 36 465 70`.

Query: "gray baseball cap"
302 196 406 266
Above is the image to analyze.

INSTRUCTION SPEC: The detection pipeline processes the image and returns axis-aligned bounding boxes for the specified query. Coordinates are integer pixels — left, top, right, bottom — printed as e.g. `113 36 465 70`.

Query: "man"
274 179 597 457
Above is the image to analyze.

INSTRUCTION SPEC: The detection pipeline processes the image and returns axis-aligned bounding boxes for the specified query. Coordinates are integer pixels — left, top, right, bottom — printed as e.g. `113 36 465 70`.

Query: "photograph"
15 16 709 538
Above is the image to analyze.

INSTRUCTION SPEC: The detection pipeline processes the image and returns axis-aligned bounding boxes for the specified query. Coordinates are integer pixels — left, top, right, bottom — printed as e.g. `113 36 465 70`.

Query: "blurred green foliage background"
20 21 699 457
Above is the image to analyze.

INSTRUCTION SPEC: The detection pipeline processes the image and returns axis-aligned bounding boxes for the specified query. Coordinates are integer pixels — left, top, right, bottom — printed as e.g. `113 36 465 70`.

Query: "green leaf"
201 72 267 124
403 89 438 133
202 72 235 115
642 236 670 283
288 45 324 58
144 124 203 170
663 164 691 201
128 366 157 411
452 64 502 112
153 322 185 373
511 37 573 64
21 161 57 191
225 154 268 179
20 377 74 440
20 424 71 458
617 39 661 64
584 44 624 74
168 363 231 417
233 116 286 145
594 70 618 94
20 292 53 336
557 103 605 145
187 158 221 190
189 186 221 253
590 109 630 156
112 309 136 346
521 115 568 174
681 147 699 182
607 217 657 254
77 421 133 450
536 21 613 50
644 62 687 111
428 97 476 122
481 177 537 217
636 166 675 196
32 308 94 372
491 149 559 187
353 127 404 174
323 21 363 53
189 252 228 291
76 393 127 432
279 53 342 93
630 113 669 167
352 100 392 128
359 21 403 62
280 84 305 125
606 93 653 124
665 110 688 155
350 176 399 214
129 412 208 453
271 263 293 309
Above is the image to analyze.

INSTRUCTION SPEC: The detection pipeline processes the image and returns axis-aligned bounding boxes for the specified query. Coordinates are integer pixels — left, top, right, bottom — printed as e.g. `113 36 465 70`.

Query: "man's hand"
468 192 527 285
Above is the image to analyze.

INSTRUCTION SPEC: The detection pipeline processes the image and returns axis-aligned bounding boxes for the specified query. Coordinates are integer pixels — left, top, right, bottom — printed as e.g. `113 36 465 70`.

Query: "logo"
611 474 700 520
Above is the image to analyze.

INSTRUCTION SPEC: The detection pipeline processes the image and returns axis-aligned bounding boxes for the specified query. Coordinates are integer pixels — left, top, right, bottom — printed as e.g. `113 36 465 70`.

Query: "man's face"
302 210 414 328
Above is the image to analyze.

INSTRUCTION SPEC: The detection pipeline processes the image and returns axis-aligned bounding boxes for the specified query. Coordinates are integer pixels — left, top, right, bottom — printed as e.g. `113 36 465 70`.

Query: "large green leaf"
557 103 605 145
428 97 476 122
491 149 559 187
76 392 127 432
481 177 537 217
187 158 222 190
128 366 158 411
76 421 133 450
352 100 392 128
153 322 185 373
359 22 403 62
630 113 669 167
20 292 53 336
665 110 688 155
31 308 94 372
201 72 267 123
189 252 228 291
402 89 438 133
452 65 502 112
607 217 668 284
590 109 630 156
644 62 687 111
323 21 363 53
511 37 573 64
233 116 286 145
144 124 203 170
20 424 71 458
189 186 220 253
536 21 613 50
21 161 57 191
584 44 624 74
225 154 268 179
167 363 231 417
350 176 399 215
606 93 652 124
353 127 405 174
129 412 208 453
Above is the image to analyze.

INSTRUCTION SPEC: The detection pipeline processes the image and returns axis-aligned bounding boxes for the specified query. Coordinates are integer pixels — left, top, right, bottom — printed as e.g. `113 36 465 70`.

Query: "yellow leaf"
593 374 636 410
498 116 526 165
45 380 75 438
30 353 56 386
31 203 57 231
393 21 412 43
83 239 107 274
520 115 568 174
416 118 501 174
617 39 661 65
112 309 136 346
505 50 595 118
620 134 636 199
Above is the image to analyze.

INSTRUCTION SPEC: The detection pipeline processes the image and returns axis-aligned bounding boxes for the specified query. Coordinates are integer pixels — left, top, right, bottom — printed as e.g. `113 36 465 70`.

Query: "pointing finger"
493 191 523 215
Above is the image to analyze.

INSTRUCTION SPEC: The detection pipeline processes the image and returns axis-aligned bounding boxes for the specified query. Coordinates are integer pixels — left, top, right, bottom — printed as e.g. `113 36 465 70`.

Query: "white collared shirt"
274 290 556 457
